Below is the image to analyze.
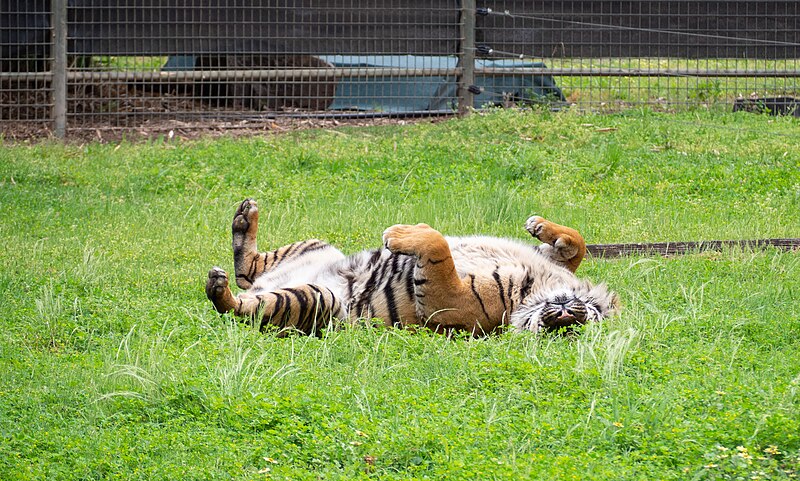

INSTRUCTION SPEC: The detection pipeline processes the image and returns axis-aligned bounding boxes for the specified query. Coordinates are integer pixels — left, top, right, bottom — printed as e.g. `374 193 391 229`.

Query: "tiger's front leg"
525 216 587 273
382 224 503 334
206 267 345 335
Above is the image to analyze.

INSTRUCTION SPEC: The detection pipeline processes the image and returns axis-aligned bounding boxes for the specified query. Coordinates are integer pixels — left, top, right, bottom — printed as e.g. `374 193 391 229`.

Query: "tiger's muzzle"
541 296 588 329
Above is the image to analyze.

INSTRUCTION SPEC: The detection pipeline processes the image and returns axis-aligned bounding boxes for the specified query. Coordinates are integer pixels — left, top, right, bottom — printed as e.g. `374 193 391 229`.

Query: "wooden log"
586 238 800 258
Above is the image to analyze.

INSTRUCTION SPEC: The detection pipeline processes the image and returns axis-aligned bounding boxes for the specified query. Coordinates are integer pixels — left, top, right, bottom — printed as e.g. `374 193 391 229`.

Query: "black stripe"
271 244 293 268
263 293 283 329
368 257 388 289
390 252 401 276
572 307 588 317
404 269 415 301
506 277 515 310
427 255 451 265
384 282 400 327
322 286 342 320
267 250 280 270
469 274 491 321
285 287 311 331
293 240 325 257
372 259 393 315
282 242 300 260
354 257 384 316
308 284 331 320
519 273 535 300
289 241 315 258
375 258 394 287
307 284 323 297
492 268 508 313
307 288 326 332
246 257 259 280
368 249 382 265
345 274 355 302
281 293 292 325
273 292 284 322
379 256 396 282
413 278 428 285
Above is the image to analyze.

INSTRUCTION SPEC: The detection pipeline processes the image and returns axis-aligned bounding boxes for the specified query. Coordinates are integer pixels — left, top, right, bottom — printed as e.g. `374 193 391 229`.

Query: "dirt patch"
1 81 454 144
131 116 444 143
2 114 452 144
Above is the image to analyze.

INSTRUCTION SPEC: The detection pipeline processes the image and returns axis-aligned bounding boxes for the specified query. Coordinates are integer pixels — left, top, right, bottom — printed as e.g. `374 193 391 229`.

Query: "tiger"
205 199 619 336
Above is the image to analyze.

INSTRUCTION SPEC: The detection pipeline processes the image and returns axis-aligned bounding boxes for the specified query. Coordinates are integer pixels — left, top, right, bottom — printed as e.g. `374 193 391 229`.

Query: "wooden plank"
6 1 798 60
586 238 800 258
477 1 800 59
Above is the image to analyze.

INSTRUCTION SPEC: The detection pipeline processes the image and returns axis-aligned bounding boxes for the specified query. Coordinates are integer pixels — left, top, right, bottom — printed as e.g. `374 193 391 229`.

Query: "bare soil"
1 82 453 144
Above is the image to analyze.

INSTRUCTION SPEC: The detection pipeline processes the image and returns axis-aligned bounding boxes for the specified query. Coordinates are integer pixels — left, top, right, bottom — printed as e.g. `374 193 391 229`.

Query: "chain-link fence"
2 0 54 134
2 1 799 138
477 1 800 111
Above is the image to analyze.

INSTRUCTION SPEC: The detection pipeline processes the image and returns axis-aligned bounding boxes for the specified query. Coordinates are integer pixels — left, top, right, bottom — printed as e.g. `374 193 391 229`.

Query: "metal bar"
457 0 477 114
51 0 68 138
1 67 463 83
7 67 800 83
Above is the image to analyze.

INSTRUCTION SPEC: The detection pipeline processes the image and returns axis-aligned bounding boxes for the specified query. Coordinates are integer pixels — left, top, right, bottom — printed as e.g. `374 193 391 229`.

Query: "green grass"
1 109 799 480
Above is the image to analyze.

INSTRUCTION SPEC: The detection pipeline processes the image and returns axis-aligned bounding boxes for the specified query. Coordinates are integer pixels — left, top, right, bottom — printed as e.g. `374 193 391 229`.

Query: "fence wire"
476 1 800 111
2 1 799 138
1 0 53 129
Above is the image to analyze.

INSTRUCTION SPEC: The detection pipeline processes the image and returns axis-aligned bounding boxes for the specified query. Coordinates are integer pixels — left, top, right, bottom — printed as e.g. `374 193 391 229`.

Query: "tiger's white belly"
447 235 574 283
251 245 346 294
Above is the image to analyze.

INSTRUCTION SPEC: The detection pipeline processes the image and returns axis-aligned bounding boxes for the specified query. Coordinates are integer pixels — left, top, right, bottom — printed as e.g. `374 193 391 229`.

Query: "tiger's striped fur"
206 199 619 335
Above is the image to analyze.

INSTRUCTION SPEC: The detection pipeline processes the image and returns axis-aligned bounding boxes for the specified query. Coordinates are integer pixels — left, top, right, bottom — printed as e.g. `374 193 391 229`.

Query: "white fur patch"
251 245 345 293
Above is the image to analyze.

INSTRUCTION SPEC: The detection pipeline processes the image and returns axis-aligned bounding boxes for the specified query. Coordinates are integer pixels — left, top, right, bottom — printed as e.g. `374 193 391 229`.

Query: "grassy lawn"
1 109 799 480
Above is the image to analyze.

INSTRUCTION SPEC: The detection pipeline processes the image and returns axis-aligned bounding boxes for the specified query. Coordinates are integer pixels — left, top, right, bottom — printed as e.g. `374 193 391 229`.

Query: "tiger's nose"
558 308 574 321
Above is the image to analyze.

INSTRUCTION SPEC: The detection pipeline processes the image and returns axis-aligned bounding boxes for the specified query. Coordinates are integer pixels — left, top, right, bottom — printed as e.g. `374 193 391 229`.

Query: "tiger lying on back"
205 199 619 335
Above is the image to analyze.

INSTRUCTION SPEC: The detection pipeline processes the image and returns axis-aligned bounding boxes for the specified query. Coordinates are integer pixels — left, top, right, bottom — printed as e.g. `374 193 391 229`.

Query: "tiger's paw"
232 198 258 236
525 215 580 261
383 223 440 256
206 267 236 313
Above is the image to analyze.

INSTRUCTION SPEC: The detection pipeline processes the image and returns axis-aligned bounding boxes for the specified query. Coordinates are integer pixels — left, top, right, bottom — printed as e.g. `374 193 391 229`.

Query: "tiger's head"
509 282 619 333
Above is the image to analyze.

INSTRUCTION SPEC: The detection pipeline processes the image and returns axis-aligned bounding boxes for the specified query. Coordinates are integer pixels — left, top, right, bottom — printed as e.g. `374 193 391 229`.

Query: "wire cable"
482 8 800 48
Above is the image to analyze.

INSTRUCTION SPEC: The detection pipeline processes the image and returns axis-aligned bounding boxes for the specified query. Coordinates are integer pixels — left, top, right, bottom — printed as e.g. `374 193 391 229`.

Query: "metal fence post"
457 0 476 115
52 0 68 138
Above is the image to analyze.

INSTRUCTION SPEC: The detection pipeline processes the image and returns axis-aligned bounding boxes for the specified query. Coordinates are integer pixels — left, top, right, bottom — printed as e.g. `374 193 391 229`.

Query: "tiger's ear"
608 292 621 315
585 282 620 316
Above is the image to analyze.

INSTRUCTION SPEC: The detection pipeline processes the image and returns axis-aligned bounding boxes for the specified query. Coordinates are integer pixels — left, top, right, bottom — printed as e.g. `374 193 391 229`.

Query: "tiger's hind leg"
206 267 345 335
232 198 263 289
382 224 500 334
232 198 333 289
525 216 587 273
